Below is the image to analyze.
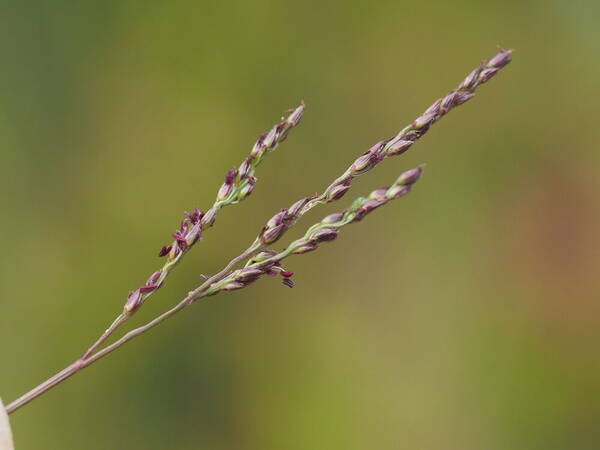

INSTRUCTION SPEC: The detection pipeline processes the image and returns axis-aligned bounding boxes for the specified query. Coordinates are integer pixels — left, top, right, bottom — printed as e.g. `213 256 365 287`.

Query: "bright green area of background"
1 1 599 448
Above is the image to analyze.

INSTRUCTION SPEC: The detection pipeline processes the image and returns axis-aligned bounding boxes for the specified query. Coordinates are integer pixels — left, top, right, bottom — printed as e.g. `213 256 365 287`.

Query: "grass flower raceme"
4 47 512 416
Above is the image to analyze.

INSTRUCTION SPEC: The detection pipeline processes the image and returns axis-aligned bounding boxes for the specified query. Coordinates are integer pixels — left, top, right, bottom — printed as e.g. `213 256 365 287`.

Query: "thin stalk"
81 314 126 360
6 243 263 415
6 301 190 415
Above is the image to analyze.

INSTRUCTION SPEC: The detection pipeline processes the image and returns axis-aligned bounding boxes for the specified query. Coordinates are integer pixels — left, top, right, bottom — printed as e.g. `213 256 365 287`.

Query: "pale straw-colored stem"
6 243 264 415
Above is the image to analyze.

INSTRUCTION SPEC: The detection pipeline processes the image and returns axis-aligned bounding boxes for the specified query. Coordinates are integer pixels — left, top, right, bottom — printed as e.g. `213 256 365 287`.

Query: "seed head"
237 176 256 201
201 208 217 227
287 196 314 217
222 281 246 291
260 224 286 245
235 268 264 282
286 103 305 127
184 222 202 245
292 244 318 254
479 67 499 84
396 166 424 187
324 181 351 202
488 48 512 68
351 147 384 176
458 67 483 90
322 212 344 224
238 157 254 179
250 133 267 158
147 270 162 285
124 289 143 315
216 168 238 202
385 139 413 156
251 251 278 263
310 228 339 243
139 285 159 294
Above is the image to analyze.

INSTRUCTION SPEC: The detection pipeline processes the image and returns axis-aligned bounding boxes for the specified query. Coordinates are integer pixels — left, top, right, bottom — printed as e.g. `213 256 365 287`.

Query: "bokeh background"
1 1 599 449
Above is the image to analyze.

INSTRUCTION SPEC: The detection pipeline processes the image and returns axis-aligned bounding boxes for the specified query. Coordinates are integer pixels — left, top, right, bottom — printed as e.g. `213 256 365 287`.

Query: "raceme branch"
5 47 512 415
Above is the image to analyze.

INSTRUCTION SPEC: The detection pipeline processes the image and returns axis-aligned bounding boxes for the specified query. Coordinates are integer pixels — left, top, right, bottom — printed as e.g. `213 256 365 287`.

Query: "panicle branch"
254 48 512 250
304 48 512 214
123 103 306 316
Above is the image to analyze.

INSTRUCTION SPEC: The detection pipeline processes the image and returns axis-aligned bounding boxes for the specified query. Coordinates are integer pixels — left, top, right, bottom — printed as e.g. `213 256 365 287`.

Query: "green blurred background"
1 1 599 448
